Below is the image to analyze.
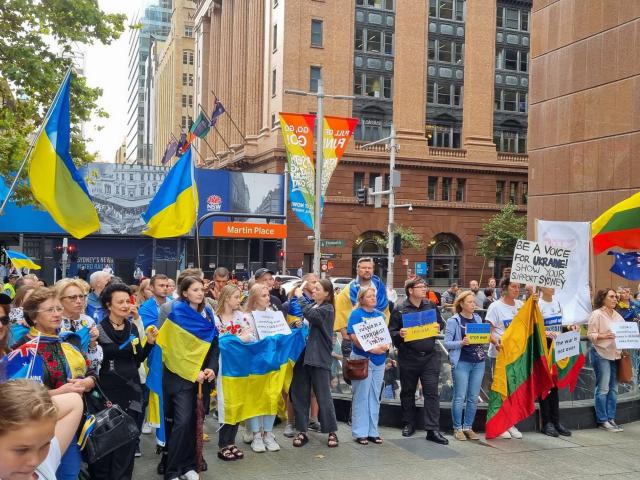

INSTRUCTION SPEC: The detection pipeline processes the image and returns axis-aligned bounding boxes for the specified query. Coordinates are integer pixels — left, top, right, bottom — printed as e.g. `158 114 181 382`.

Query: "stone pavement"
133 419 640 480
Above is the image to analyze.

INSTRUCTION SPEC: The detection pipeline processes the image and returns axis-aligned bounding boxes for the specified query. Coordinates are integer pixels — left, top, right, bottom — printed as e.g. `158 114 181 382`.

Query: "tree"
0 0 126 206
476 203 527 283
376 225 425 251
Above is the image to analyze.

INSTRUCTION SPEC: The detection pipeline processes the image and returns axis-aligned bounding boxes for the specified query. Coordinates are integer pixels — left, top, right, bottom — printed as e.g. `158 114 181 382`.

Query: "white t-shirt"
539 298 563 333
486 299 524 358
34 438 61 480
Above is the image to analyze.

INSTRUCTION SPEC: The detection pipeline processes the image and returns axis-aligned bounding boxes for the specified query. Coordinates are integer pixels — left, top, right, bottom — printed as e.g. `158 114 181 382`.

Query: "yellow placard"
467 333 491 344
405 322 439 342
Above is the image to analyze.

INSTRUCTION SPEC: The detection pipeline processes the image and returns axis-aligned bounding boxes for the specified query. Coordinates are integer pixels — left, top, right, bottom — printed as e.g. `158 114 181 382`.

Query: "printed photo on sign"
252 310 291 340
466 323 491 344
352 316 391 352
510 239 571 289
554 331 580 361
402 310 438 342
611 322 640 350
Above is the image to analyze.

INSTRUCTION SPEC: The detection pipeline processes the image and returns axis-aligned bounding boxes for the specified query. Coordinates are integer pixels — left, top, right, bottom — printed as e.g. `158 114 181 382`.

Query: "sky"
84 0 150 162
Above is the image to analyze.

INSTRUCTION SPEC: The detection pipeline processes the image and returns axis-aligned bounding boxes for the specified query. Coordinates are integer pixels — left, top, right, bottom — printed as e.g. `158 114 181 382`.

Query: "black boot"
554 423 571 437
156 452 167 475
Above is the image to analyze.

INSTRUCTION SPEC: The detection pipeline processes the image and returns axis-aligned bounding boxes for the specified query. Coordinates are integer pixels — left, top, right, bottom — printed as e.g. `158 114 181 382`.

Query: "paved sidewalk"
134 419 640 479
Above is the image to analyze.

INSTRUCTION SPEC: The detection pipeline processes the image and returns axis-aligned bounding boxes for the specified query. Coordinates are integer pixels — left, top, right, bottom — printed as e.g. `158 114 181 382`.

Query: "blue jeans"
246 414 276 433
451 360 485 430
590 348 618 423
350 354 385 438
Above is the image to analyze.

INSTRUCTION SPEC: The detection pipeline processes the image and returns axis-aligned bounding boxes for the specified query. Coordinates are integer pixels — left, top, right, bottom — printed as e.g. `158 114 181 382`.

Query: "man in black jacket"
389 278 448 444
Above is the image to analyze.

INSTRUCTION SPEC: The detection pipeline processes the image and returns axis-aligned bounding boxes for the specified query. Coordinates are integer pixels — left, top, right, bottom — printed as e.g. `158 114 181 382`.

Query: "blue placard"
543 315 562 327
466 323 490 335
402 309 436 328
415 262 428 276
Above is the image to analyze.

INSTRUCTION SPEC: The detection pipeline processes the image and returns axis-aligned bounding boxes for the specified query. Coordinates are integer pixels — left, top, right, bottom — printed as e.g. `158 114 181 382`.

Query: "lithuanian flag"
485 297 554 439
592 192 640 255
552 344 585 392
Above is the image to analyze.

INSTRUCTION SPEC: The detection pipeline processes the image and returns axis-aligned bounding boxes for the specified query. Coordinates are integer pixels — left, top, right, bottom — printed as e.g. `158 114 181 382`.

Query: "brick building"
192 0 530 288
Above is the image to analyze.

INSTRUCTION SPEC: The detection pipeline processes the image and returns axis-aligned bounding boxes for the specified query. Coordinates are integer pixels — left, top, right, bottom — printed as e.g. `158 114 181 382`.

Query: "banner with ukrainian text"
321 116 358 197
279 113 316 229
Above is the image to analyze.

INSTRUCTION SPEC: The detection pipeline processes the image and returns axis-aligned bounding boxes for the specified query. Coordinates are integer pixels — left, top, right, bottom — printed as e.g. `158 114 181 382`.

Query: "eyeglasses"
37 307 64 314
62 294 87 302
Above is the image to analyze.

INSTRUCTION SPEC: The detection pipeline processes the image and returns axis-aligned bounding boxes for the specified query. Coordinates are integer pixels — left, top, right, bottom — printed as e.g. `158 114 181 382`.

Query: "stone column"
461 0 498 162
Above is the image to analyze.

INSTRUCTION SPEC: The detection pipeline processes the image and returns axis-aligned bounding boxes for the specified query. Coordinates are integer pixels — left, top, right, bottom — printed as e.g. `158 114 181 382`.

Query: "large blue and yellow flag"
28 70 100 239
4 249 41 270
217 328 306 425
156 301 217 383
145 341 166 446
141 147 198 238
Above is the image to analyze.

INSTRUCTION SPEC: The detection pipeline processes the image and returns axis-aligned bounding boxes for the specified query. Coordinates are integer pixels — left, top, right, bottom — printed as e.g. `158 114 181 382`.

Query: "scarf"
28 327 88 387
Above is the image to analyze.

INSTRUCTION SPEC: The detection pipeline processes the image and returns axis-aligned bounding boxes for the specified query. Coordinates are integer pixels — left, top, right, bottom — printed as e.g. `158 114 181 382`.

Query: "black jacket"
389 298 444 355
300 302 335 370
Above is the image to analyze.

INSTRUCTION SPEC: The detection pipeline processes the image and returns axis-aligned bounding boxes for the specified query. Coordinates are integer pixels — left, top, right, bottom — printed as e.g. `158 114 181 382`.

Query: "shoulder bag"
617 350 633 384
344 357 369 381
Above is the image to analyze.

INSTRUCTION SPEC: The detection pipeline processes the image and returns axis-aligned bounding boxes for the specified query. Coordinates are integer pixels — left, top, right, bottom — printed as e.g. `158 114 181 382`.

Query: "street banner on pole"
279 113 316 229
321 116 358 197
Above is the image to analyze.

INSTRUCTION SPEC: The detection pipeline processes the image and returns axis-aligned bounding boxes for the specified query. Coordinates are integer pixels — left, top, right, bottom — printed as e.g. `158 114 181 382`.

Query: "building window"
427 124 461 148
522 182 528 204
188 116 193 129
455 179 465 202
354 172 365 195
355 28 364 51
437 83 451 105
311 19 323 46
367 30 382 53
188 95 193 108
182 95 187 107
505 8 519 29
509 182 518 204
442 177 451 201
504 49 518 70
183 51 188 64
521 11 529 31
494 129 527 153
429 0 463 20
273 24 278 51
497 6 527 31
496 180 505 203
356 0 394 10
310 66 322 92
182 73 187 85
427 176 437 200
184 25 193 37
272 69 277 96
495 89 527 113
181 116 187 128
439 0 453 19
188 74 193 86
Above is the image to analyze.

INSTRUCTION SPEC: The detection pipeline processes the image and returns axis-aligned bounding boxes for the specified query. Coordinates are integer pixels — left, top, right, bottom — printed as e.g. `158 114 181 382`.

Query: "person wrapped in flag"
12 288 96 480
156 276 219 480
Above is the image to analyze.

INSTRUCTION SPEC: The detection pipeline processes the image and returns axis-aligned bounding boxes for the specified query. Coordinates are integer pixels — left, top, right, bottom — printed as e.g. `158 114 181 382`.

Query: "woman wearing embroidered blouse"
244 283 281 453
347 286 391 445
444 291 486 441
290 278 339 449
90 283 157 480
214 284 254 461
588 288 625 432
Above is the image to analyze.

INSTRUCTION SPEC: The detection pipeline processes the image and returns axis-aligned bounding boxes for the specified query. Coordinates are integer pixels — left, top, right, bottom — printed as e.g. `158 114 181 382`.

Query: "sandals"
217 447 236 461
293 432 309 447
228 445 244 459
355 437 369 445
367 436 383 444
327 432 339 448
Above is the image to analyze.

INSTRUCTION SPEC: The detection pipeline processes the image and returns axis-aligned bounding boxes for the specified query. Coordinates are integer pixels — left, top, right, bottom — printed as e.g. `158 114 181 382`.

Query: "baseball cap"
254 268 275 279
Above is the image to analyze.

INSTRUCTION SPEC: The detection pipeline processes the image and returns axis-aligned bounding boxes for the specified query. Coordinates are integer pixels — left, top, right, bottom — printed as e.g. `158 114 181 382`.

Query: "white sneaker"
497 430 512 439
283 423 295 438
251 433 266 452
598 421 619 432
263 432 281 452
609 420 623 432
507 426 523 439
141 422 153 434
182 470 199 480
242 429 254 444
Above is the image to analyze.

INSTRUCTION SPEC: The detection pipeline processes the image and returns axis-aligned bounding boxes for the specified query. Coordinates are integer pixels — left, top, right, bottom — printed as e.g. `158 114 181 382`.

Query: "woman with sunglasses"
56 278 103 373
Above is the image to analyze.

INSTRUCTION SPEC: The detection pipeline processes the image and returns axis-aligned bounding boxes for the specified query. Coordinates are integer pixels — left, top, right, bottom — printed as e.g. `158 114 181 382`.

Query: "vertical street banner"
321 116 359 197
279 113 316 229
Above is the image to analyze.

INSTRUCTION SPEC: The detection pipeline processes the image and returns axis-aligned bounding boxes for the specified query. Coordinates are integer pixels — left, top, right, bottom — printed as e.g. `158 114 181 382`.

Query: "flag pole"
0 68 73 216
176 124 206 166
210 91 246 142
195 104 223 164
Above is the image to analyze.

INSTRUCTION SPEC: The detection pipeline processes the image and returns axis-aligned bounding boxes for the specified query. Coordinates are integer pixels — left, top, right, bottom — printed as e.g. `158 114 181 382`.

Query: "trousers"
539 386 560 426
163 369 197 480
290 360 338 433
218 423 239 448
398 350 441 430
350 354 385 438
87 414 137 480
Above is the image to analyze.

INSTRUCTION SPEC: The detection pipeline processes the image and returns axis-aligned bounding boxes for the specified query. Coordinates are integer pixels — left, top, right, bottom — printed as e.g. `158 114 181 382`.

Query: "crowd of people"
0 257 638 479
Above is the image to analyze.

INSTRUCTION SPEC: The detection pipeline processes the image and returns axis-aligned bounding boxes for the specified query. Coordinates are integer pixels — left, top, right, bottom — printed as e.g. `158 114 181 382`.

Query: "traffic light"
393 233 402 255
278 249 285 260
67 244 78 262
356 188 367 204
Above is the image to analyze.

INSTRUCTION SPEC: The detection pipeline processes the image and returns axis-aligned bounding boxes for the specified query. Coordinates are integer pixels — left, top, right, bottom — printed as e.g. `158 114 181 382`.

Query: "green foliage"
376 225 425 251
0 0 125 205
476 203 527 260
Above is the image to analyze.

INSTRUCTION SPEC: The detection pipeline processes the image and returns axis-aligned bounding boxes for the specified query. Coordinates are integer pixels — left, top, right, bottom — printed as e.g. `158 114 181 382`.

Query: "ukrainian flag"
145 342 166 446
28 70 100 239
156 301 217 383
4 250 41 270
141 147 198 238
217 328 306 425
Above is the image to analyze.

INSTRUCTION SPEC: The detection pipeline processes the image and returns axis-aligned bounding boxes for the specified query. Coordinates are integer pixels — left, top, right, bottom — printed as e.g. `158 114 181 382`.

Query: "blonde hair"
453 290 476 313
0 380 57 436
55 278 89 299
355 286 376 309
215 284 242 316
136 278 151 306
245 284 269 312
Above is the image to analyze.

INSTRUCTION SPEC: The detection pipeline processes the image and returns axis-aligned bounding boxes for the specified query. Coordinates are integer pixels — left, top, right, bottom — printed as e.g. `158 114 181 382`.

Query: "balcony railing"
429 146 467 158
497 152 528 162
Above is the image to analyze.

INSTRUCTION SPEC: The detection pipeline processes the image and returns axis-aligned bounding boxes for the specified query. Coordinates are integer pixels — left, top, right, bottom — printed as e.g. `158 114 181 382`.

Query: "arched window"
352 231 387 278
426 233 462 287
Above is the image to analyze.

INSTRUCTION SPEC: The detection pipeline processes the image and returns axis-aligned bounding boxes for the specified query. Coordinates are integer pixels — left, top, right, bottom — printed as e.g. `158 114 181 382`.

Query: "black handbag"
80 382 140 464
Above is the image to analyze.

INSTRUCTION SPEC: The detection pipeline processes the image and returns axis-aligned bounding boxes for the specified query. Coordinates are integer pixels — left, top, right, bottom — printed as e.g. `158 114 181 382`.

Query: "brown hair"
178 276 205 312
136 278 151 306
453 290 476 313
593 288 616 309
245 283 269 312
22 287 58 327
13 285 37 308
356 286 377 309
215 284 242 316
315 278 335 307
0 380 57 437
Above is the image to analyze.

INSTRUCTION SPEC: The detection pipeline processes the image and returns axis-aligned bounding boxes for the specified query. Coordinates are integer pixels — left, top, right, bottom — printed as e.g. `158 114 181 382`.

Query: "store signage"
213 222 287 239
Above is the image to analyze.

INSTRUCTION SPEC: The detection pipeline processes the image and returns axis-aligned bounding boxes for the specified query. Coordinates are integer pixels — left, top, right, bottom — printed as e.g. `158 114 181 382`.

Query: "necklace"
109 318 125 328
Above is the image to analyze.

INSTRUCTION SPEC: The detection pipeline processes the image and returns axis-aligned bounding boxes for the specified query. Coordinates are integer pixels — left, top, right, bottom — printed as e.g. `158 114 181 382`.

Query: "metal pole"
386 126 397 290
61 237 68 279
283 164 288 274
313 79 324 276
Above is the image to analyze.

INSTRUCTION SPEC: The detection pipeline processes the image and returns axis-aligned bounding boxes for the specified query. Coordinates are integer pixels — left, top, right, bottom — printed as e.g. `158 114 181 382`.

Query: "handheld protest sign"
466 323 491 344
402 310 439 342
510 239 571 290
252 310 291 339
352 316 391 351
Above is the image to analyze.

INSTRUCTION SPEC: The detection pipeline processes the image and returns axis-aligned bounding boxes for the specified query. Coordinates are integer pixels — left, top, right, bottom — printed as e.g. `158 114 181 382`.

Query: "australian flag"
608 251 640 280
210 97 226 127
0 341 44 383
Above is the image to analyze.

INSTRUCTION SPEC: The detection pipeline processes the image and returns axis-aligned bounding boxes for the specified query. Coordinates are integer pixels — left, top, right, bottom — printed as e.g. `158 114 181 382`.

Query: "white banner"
611 322 640 349
536 220 592 325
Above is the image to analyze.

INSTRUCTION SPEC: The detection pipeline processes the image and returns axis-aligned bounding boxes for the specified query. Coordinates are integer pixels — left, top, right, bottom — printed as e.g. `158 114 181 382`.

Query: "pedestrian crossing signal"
356 188 367 204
